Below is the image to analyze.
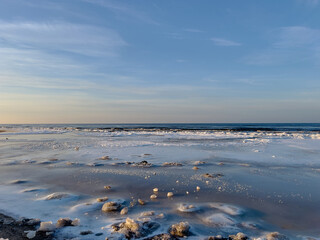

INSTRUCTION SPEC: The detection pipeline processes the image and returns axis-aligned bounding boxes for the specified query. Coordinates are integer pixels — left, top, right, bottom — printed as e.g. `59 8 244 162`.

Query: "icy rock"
153 188 159 192
196 186 201 191
104 185 112 190
207 236 226 240
140 211 155 217
25 230 36 239
167 192 174 197
162 162 183 167
97 197 109 202
229 232 248 240
56 218 79 228
265 232 289 240
120 207 128 215
99 156 110 160
132 160 152 167
203 173 224 179
177 203 199 213
38 221 56 232
169 222 190 237
112 217 160 239
150 194 157 199
138 199 146 205
41 192 71 200
80 230 93 235
102 201 121 212
193 166 199 170
194 161 206 165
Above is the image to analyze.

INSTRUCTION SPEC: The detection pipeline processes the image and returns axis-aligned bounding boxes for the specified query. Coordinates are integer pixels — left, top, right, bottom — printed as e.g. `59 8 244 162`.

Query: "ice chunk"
177 203 200 213
38 221 56 232
210 203 244 216
169 222 190 237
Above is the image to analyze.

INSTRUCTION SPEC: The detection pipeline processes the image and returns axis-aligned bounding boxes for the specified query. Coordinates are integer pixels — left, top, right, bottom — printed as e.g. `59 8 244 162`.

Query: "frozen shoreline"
0 126 320 239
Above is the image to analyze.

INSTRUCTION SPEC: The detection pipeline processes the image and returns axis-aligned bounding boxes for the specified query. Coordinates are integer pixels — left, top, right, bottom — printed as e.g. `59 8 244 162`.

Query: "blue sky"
1 0 320 123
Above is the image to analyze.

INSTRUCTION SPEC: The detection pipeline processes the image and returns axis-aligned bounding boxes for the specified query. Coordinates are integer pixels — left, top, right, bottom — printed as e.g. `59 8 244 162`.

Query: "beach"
0 124 320 239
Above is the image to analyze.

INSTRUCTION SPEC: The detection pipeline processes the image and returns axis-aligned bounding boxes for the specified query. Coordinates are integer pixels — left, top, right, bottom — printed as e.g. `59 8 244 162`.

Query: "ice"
210 203 244 216
204 213 236 227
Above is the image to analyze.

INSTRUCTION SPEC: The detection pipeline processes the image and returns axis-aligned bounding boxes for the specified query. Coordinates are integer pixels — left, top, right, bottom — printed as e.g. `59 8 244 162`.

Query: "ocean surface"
2 123 320 132
0 123 320 239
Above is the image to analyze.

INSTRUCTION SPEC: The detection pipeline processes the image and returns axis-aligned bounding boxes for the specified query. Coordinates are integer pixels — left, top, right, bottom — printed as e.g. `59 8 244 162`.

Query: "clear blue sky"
1 0 320 123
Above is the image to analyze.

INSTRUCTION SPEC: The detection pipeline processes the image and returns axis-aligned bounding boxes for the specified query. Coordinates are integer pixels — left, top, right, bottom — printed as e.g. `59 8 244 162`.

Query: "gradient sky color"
1 0 320 123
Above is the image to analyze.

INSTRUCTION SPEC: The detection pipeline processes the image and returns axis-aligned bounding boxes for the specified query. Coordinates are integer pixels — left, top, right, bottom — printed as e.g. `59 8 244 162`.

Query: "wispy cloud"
210 37 241 46
82 0 159 25
245 26 320 65
275 26 320 47
296 0 319 6
0 21 126 57
184 28 204 33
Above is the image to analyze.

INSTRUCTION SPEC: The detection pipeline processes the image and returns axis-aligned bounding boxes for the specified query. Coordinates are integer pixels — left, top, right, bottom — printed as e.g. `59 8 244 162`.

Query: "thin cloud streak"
0 21 126 57
211 37 241 46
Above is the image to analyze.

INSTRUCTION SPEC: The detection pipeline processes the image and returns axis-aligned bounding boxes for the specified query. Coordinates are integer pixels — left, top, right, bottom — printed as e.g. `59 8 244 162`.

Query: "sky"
0 0 320 123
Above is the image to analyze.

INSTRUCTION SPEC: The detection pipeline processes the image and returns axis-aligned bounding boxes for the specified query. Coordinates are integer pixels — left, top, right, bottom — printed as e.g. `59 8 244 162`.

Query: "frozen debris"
265 232 289 240
138 199 146 205
25 230 36 239
140 211 155 217
162 162 183 167
203 173 224 179
38 221 56 232
177 203 199 213
207 236 226 240
150 194 157 199
193 166 199 170
153 188 159 192
204 213 235 227
86 162 103 167
71 218 80 226
239 163 250 167
196 186 200 191
144 233 178 240
111 217 160 239
169 222 190 237
132 160 153 167
193 161 206 165
56 218 79 228
41 192 71 200
167 192 174 197
97 197 109 202
102 202 121 212
74 146 80 151
80 230 93 235
218 162 225 166
229 232 248 240
56 218 72 228
120 207 129 215
210 203 244 216
104 185 112 190
99 156 111 160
